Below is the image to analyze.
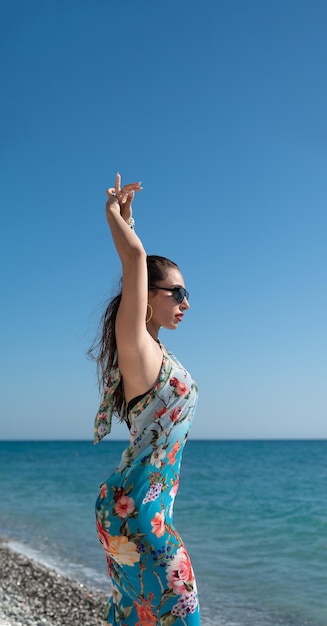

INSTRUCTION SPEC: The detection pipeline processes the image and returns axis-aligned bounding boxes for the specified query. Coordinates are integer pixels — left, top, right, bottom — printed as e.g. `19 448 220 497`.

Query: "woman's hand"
106 173 142 224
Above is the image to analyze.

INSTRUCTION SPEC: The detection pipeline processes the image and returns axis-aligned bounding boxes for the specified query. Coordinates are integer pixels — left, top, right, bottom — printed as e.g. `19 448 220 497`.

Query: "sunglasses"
154 286 189 303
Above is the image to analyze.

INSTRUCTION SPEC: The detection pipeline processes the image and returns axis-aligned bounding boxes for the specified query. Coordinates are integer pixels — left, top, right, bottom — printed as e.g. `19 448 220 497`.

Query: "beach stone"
0 541 107 626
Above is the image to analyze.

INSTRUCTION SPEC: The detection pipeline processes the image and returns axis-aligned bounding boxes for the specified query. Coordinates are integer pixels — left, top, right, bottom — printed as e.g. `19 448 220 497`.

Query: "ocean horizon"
1 439 326 625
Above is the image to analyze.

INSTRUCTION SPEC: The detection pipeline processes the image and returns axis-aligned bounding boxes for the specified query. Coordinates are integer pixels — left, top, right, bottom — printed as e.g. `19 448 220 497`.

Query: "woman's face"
148 267 190 331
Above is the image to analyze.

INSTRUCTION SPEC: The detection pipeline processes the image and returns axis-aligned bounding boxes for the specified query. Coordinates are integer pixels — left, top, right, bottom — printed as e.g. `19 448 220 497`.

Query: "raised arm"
106 174 163 403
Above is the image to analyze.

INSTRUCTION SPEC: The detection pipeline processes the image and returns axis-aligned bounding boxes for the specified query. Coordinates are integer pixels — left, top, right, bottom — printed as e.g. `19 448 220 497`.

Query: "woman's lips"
175 314 184 322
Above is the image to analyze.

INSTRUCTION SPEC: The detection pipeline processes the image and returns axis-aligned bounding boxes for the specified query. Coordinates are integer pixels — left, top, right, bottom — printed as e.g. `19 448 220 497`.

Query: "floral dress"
94 343 200 626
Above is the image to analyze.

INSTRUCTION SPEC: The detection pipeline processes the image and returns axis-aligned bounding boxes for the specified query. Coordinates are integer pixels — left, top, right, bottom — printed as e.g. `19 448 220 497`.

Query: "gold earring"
146 304 153 323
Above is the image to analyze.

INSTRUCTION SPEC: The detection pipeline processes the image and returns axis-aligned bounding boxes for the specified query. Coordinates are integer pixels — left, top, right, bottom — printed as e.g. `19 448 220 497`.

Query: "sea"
0 439 326 626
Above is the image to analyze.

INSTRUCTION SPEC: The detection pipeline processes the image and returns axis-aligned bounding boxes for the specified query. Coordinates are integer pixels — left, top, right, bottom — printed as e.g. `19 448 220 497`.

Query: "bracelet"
127 217 135 230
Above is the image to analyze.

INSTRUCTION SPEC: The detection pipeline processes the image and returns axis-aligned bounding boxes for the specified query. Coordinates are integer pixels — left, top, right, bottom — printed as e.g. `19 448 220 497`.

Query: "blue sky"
1 0 326 440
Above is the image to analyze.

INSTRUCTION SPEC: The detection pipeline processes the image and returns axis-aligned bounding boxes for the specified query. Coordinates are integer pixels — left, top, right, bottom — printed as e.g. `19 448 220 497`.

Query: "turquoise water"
0 440 326 625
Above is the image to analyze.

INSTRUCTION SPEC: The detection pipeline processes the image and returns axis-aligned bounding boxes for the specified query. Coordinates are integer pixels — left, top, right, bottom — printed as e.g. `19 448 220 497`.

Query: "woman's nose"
180 297 190 310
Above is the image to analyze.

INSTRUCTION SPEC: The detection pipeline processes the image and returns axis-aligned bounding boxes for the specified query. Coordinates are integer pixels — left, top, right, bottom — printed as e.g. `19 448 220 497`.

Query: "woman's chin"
162 321 178 331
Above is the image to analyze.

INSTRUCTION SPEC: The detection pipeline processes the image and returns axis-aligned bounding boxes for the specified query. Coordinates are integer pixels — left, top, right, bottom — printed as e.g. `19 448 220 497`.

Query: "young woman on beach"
91 173 200 625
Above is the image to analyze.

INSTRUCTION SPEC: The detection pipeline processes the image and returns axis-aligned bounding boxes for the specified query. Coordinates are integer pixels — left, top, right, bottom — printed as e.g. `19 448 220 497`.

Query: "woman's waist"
101 455 182 496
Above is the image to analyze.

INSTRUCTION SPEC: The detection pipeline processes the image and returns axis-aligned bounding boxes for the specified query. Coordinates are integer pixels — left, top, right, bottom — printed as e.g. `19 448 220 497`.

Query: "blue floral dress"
94 343 200 626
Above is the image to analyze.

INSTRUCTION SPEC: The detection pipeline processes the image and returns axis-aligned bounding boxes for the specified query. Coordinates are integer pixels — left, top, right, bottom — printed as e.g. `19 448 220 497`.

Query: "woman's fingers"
119 190 134 222
115 173 121 196
106 175 142 205
121 182 142 193
118 183 141 204
124 191 134 210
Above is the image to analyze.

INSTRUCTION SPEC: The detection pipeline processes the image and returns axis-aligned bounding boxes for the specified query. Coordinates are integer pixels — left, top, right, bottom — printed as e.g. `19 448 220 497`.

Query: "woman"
91 173 200 625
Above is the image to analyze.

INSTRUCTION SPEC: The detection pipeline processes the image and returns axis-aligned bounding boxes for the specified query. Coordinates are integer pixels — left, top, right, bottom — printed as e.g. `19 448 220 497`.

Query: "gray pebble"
0 542 107 626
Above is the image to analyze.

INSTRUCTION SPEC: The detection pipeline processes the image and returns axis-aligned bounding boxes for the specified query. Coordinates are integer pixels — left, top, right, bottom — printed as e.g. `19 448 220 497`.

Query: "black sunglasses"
153 286 189 303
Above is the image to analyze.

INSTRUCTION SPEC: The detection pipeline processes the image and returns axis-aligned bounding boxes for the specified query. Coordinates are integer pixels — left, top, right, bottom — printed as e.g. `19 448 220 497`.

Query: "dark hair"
88 255 178 418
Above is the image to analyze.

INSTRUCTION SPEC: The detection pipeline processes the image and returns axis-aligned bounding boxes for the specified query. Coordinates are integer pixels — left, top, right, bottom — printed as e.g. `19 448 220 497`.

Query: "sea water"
0 440 326 626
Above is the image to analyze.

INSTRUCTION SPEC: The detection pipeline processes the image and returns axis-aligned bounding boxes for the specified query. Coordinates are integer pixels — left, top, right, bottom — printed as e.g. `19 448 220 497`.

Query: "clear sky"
1 0 326 440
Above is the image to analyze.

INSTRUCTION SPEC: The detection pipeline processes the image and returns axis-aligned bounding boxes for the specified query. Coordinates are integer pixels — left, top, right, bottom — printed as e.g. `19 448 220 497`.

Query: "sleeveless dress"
94 343 200 626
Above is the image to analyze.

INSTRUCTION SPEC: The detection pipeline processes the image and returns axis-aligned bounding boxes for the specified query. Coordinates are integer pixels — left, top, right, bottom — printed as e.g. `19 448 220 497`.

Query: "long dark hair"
88 255 178 417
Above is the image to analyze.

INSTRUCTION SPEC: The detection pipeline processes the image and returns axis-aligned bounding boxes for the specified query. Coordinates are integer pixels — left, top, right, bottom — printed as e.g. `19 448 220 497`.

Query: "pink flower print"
169 377 189 396
115 495 135 518
166 546 194 595
96 519 110 552
177 380 189 395
167 441 180 465
153 406 167 420
150 510 165 538
170 407 182 423
169 477 179 498
99 483 108 499
97 422 108 437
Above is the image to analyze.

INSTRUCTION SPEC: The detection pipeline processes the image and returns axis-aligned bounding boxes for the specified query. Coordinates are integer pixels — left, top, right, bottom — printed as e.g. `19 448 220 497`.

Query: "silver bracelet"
127 217 135 230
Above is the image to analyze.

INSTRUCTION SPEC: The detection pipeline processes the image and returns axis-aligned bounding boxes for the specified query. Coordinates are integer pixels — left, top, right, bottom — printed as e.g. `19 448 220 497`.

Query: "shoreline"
0 540 107 626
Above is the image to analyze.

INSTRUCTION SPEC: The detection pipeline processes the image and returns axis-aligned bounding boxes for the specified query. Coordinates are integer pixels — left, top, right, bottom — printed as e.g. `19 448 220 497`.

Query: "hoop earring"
146 304 153 324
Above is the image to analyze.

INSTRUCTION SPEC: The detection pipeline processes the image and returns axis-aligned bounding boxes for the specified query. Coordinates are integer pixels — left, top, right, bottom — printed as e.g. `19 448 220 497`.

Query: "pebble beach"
0 541 107 626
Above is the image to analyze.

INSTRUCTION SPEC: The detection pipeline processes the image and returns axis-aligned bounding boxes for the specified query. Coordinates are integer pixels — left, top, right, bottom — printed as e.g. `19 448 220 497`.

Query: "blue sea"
0 440 326 626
